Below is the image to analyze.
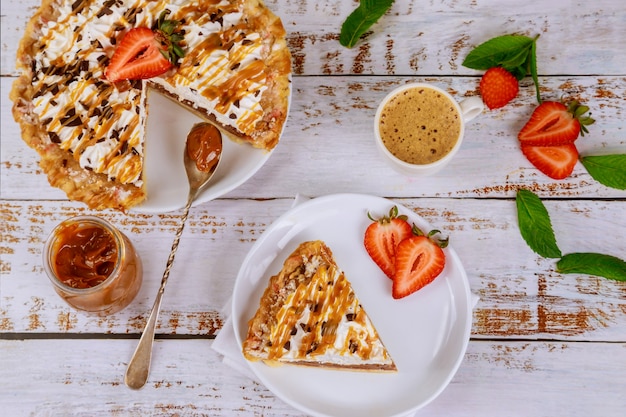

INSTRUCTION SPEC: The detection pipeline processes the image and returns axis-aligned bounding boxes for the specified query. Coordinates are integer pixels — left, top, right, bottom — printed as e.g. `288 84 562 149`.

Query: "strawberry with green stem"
392 224 448 299
463 34 541 107
105 11 185 82
364 206 413 279
518 100 595 146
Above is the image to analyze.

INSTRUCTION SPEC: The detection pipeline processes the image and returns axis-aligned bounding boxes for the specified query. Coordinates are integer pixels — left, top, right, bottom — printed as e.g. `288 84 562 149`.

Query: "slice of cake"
243 240 397 372
11 0 291 211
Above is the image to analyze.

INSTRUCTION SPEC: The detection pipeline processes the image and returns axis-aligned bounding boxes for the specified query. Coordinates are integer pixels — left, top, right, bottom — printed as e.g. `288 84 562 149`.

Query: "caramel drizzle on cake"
243 241 396 371
31 1 147 186
14 0 290 208
269 264 389 364
157 0 274 137
29 0 278 185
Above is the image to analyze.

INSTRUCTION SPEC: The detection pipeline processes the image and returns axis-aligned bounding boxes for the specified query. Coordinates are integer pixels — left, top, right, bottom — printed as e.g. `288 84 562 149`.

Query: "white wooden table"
1 0 625 415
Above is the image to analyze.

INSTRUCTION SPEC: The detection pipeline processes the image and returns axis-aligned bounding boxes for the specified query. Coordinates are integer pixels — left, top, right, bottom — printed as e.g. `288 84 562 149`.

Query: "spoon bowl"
124 122 223 390
184 122 223 195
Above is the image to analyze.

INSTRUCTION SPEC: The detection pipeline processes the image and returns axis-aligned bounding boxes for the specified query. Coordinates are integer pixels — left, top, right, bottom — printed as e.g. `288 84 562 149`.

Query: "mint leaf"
516 189 562 258
463 34 541 103
498 45 532 71
462 35 534 71
557 253 626 281
339 0 395 48
581 154 626 190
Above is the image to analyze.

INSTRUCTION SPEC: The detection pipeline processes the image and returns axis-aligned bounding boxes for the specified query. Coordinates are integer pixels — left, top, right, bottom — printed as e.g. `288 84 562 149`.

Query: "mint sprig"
462 34 541 103
516 189 626 282
581 154 626 190
516 189 562 258
339 0 395 49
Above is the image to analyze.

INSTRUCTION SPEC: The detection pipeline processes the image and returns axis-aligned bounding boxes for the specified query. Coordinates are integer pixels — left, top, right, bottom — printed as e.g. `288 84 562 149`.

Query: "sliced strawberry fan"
518 99 594 180
364 207 449 299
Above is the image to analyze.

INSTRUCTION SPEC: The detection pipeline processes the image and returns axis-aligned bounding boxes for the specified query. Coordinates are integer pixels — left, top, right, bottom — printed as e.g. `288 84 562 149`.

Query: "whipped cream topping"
29 0 270 185
268 260 393 367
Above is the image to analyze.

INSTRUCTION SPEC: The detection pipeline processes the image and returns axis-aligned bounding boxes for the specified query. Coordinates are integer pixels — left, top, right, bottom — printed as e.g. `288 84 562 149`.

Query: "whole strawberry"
479 67 519 110
463 34 542 105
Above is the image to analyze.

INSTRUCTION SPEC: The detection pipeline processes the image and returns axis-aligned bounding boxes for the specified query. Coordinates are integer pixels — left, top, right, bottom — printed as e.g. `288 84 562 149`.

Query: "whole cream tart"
11 0 291 210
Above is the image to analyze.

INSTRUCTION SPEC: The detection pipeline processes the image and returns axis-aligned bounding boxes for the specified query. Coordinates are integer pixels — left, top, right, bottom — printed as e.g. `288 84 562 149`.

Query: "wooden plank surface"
2 198 624 341
0 339 624 417
2 0 625 77
3 75 626 201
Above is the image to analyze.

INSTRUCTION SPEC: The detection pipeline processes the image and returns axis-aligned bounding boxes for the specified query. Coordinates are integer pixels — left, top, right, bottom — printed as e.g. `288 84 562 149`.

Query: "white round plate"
135 90 277 213
232 193 473 417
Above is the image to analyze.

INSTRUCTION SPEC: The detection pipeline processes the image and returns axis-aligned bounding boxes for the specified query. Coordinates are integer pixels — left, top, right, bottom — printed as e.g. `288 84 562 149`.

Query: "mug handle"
459 96 484 122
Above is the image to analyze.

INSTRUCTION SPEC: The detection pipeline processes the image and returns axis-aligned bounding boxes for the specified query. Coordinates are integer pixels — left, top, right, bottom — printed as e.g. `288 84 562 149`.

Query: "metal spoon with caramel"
125 122 223 390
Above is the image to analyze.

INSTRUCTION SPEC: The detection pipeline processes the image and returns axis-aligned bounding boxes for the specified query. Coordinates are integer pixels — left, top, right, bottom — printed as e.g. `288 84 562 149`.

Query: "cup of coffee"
374 83 484 176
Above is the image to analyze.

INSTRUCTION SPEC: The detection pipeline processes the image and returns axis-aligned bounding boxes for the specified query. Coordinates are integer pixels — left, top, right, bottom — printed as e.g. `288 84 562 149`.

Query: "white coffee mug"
374 83 484 176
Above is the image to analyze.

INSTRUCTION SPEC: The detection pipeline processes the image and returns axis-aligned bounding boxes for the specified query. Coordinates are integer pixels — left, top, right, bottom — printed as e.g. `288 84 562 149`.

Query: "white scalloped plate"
232 193 472 417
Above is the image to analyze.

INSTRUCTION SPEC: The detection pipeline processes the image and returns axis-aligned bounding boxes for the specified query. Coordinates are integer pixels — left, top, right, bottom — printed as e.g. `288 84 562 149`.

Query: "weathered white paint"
3 74 625 200
0 339 623 416
1 198 625 340
2 0 626 76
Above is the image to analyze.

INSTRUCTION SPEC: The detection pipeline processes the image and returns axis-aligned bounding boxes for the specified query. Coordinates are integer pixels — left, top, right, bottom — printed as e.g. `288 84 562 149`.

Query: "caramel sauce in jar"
43 216 143 314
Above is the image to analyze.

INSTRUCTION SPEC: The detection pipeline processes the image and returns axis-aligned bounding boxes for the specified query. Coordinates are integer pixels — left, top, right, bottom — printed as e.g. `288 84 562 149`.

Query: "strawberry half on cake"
11 0 291 211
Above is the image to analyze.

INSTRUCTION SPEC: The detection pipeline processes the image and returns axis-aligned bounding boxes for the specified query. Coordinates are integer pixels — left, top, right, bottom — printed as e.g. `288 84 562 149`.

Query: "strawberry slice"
105 11 185 82
521 143 579 180
518 100 594 146
364 206 413 279
392 226 448 299
105 28 171 81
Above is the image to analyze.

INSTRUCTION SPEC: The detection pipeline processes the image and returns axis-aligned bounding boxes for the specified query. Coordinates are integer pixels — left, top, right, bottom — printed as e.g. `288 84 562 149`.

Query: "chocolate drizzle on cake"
12 0 291 210
23 0 285 188
243 241 396 371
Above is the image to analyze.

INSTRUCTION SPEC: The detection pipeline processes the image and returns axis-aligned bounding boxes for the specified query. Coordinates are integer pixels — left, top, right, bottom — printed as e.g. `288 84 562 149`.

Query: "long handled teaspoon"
124 122 223 389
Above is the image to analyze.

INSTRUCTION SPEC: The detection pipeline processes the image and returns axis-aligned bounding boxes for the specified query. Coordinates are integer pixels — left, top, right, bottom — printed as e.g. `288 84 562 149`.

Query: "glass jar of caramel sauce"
43 216 143 314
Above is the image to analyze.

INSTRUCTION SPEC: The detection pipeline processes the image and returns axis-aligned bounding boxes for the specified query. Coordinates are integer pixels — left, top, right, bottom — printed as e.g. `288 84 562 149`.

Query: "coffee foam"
379 87 461 165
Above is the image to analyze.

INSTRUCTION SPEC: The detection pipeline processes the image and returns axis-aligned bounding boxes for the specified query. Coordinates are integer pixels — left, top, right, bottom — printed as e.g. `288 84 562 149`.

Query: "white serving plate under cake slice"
232 193 473 417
